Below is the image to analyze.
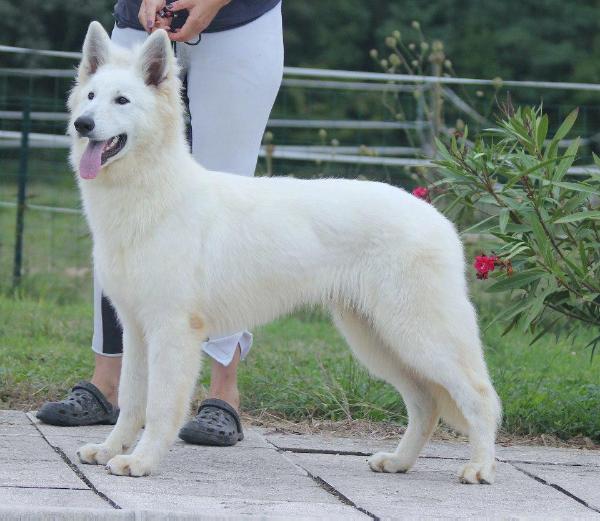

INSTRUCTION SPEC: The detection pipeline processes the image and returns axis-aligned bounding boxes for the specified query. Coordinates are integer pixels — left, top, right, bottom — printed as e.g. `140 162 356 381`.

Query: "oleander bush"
432 103 600 352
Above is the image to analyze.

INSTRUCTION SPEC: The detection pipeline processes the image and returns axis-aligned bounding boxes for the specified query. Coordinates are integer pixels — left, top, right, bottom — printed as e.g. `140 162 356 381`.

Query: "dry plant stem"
547 302 599 327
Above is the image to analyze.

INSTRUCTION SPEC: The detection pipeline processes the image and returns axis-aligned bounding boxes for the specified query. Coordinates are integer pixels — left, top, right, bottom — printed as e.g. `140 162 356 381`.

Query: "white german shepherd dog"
71 21 501 483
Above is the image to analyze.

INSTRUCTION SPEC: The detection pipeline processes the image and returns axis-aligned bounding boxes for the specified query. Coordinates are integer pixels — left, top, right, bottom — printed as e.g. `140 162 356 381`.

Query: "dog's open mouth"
101 134 127 164
79 134 127 180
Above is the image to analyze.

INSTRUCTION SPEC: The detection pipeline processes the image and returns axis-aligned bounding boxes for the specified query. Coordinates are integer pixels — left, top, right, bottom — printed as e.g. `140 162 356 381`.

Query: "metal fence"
1 44 599 299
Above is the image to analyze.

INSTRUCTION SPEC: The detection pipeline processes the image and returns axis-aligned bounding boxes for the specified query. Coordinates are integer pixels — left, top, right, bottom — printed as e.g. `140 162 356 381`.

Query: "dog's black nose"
74 116 95 136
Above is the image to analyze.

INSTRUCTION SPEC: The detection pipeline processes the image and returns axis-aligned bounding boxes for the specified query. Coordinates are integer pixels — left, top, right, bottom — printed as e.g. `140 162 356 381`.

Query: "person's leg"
90 291 123 407
206 345 241 408
90 354 121 406
185 2 283 408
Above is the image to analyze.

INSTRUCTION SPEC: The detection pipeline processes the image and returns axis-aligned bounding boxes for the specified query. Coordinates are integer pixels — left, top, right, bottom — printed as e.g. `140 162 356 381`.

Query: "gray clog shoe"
36 381 119 426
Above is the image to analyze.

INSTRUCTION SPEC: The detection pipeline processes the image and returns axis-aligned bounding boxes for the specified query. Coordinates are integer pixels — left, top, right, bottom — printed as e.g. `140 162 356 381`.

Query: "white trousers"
91 3 283 365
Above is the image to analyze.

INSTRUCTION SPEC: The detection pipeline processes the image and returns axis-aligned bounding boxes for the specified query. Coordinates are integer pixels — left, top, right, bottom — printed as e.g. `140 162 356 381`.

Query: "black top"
114 0 280 33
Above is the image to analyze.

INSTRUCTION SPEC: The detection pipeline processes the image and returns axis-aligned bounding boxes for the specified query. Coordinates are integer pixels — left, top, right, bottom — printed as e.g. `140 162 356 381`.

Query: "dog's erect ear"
78 21 111 83
138 29 173 87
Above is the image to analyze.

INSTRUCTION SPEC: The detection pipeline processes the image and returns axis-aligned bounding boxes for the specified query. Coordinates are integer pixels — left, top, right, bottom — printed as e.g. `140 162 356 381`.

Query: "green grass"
1 293 599 441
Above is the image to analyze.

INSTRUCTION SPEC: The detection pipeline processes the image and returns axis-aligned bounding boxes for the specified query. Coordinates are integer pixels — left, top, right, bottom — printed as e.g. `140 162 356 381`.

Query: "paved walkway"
1 410 599 520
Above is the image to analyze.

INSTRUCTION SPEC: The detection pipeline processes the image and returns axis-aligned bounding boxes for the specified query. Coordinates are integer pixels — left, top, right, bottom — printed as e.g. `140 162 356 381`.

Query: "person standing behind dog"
37 0 284 447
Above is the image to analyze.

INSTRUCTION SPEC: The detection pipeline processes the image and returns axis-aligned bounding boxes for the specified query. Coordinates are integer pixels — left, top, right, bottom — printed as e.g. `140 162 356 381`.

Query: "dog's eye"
87 92 94 100
115 96 130 105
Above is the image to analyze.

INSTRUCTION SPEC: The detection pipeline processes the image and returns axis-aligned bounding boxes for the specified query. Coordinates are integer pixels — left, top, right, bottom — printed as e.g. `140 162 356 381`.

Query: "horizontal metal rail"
2 44 600 92
0 67 76 78
284 67 600 92
258 148 432 167
269 145 421 156
0 45 81 59
0 201 82 214
0 130 69 144
0 110 69 121
281 78 421 92
268 119 428 130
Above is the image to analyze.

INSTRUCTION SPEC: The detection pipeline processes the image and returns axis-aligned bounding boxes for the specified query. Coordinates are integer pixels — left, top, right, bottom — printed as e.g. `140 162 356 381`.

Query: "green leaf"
553 211 600 224
434 138 454 162
529 317 561 345
544 108 578 161
484 297 530 330
545 181 600 196
503 156 564 189
499 208 509 233
553 107 579 142
459 214 497 235
505 244 532 260
527 214 554 267
553 138 579 181
536 114 548 151
521 294 546 332
487 269 546 292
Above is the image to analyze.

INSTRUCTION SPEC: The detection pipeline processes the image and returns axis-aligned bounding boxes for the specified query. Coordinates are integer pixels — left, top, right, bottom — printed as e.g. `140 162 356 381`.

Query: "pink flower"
474 255 497 280
412 186 429 200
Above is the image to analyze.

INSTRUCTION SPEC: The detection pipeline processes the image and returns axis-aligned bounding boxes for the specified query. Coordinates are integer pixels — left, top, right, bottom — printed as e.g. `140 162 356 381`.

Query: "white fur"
71 22 501 483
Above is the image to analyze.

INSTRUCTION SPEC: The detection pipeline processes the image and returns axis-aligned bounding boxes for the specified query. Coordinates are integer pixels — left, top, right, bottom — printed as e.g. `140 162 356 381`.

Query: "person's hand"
167 0 231 42
138 0 167 32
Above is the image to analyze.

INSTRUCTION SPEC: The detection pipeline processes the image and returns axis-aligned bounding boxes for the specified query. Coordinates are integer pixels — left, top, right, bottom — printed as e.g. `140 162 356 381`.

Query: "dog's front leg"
105 319 203 476
78 315 147 466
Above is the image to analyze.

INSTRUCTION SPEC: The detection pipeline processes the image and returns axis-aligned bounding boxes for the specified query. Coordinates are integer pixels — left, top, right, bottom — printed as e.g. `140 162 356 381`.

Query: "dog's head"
69 21 182 181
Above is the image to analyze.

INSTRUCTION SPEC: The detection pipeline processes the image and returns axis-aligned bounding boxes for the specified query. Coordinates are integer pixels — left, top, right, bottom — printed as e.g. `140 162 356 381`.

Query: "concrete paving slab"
516 462 600 511
0 487 110 509
286 452 600 520
105 494 368 519
0 411 40 436
0 459 85 489
0 434 66 462
263 429 600 466
0 410 30 425
0 507 132 521
0 505 359 521
497 445 600 467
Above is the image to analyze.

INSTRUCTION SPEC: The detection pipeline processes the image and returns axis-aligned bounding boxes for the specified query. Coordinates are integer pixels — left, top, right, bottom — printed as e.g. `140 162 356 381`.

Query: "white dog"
70 21 501 484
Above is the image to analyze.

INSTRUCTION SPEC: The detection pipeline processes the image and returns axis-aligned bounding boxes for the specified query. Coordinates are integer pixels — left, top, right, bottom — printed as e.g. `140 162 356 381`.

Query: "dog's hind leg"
332 307 440 474
105 317 203 476
78 312 147 466
372 295 501 484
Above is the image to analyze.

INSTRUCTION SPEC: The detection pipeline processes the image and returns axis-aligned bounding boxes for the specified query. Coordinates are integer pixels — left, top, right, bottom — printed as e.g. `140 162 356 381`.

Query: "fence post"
12 97 31 289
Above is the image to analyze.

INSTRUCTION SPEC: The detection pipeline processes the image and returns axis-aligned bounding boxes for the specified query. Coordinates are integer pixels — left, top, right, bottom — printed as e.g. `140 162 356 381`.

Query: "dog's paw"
458 461 495 484
105 454 153 477
77 443 120 466
367 451 412 473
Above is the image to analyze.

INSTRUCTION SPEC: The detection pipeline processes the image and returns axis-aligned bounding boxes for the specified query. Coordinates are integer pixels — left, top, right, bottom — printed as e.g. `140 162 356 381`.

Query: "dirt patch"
245 410 600 450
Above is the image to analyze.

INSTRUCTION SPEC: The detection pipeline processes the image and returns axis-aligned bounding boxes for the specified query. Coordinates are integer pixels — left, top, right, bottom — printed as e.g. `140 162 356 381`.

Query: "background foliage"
435 106 600 349
2 0 599 98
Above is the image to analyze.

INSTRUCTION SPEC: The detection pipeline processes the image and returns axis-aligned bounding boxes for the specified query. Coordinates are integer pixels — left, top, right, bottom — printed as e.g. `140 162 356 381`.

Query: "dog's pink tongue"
79 140 106 180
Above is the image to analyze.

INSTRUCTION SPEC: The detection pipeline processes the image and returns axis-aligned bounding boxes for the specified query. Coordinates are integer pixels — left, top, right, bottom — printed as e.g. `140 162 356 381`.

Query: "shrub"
433 104 600 352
